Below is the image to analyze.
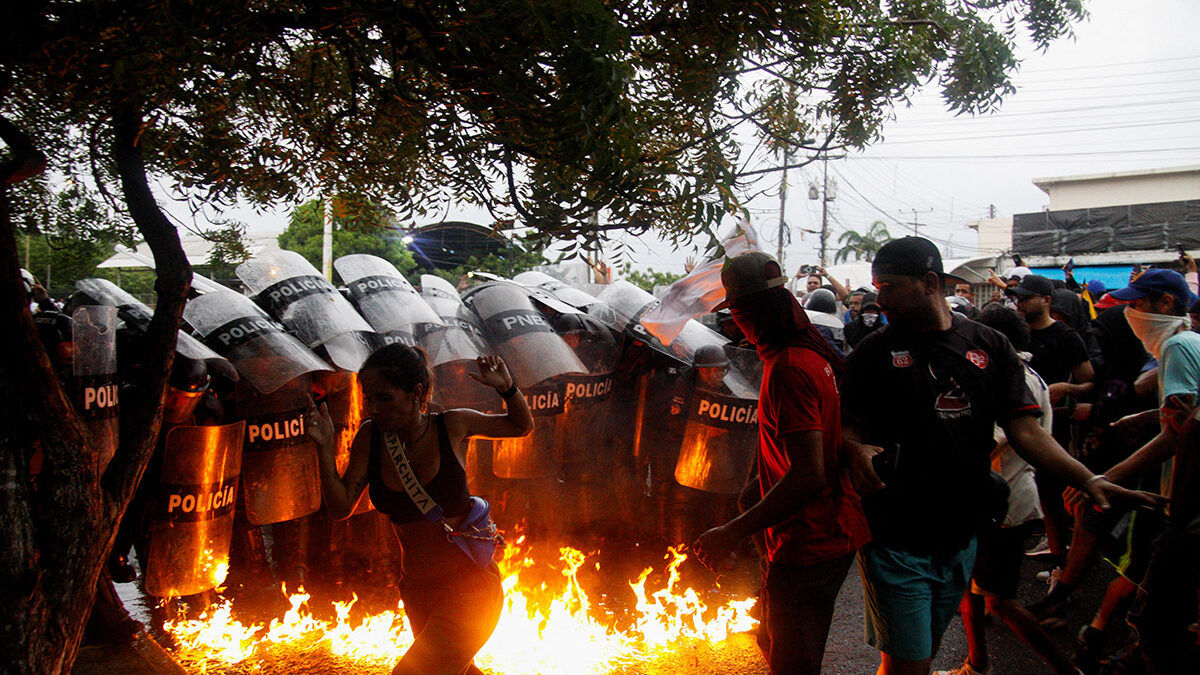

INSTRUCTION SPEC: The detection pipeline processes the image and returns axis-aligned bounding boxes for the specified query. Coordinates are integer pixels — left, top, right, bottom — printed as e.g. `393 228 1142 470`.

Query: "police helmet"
693 344 729 369
804 288 838 315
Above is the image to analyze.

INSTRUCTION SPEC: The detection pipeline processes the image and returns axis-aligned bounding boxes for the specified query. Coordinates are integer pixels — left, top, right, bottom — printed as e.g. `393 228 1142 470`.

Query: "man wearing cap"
1008 274 1094 571
841 237 1160 675
694 251 870 675
1073 268 1200 673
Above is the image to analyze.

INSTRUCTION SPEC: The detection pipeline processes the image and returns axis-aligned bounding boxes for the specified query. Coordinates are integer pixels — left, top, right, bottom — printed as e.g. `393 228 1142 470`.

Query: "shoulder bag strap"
381 430 445 522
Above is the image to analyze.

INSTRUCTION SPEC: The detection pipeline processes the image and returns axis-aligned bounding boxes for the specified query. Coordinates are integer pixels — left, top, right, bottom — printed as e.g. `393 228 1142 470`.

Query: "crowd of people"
18 235 1200 674
694 237 1198 675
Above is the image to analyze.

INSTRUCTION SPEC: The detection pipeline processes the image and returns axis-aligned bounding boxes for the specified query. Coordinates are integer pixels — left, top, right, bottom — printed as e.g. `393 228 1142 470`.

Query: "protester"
845 293 884 349
1068 269 1200 674
841 236 1160 675
694 251 869 675
935 305 1078 675
309 345 532 675
1009 274 1094 572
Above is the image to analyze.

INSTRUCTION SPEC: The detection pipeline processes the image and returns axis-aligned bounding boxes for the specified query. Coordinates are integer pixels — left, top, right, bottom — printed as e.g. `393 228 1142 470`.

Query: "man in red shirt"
694 251 871 675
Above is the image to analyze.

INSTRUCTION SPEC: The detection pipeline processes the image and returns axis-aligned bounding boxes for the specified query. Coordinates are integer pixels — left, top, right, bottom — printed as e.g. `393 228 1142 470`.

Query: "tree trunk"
0 101 190 672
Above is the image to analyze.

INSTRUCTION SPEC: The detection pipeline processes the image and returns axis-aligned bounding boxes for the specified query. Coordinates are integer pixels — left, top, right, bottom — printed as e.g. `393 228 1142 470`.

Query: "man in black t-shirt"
1008 274 1094 568
842 237 1158 675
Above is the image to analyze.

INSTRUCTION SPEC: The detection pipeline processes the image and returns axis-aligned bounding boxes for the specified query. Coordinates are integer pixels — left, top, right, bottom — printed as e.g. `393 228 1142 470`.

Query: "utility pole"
808 153 837 267
322 195 334 280
901 207 934 237
777 145 789 267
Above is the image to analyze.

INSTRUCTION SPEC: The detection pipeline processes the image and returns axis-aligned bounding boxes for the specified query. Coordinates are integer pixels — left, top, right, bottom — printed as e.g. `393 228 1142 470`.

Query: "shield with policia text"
334 254 441 348
461 281 587 479
237 250 376 372
419 274 501 411
184 290 332 395
143 421 245 597
185 290 330 525
72 304 119 472
226 373 323 525
74 277 238 383
674 348 761 494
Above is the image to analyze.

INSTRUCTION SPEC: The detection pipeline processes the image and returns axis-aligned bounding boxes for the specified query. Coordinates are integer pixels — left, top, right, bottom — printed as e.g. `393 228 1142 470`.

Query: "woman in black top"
309 343 533 675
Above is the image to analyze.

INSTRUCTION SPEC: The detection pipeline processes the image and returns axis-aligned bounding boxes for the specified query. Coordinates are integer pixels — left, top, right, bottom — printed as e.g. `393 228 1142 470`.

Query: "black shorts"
970 522 1037 599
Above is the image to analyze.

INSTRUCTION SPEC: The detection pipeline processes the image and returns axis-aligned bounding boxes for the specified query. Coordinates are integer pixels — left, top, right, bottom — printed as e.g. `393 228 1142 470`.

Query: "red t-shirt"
758 345 870 564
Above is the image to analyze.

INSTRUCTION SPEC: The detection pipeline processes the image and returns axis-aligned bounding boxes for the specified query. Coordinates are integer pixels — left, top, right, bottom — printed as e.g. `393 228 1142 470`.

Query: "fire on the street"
164 540 758 674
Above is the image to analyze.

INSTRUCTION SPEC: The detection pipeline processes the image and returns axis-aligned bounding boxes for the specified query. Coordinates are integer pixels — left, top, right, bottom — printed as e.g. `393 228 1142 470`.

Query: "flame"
165 540 756 673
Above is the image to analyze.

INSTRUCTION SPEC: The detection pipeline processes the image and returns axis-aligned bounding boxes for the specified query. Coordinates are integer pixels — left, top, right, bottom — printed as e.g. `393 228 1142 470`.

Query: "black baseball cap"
1006 274 1055 299
872 236 966 283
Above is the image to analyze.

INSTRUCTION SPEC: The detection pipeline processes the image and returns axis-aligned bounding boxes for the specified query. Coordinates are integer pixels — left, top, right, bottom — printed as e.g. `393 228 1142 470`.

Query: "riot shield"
143 421 245 597
185 290 332 395
513 270 601 309
491 379 566 479
228 374 322 526
461 282 586 388
74 278 238 382
593 280 729 366
418 275 500 411
334 254 441 347
418 275 490 365
556 316 620 466
236 250 375 371
72 305 119 471
673 384 759 494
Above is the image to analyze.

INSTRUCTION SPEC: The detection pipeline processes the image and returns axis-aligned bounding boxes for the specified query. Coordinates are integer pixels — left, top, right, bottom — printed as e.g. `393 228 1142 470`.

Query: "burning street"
161 541 762 674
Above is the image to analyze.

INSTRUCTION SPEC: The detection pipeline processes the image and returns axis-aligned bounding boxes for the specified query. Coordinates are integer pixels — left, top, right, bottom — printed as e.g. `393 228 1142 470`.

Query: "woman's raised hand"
306 398 336 454
470 355 514 392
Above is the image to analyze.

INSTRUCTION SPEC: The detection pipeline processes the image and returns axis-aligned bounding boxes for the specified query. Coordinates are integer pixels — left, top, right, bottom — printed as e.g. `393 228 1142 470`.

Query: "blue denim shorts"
858 539 977 661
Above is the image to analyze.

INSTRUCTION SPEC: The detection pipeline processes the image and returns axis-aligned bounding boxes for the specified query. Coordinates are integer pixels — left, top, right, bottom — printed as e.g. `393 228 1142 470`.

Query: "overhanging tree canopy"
0 1 1084 671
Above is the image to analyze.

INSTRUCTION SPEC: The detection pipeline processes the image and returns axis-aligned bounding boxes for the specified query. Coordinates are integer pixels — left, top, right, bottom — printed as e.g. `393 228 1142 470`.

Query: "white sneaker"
1025 535 1053 558
933 660 986 675
1036 566 1064 592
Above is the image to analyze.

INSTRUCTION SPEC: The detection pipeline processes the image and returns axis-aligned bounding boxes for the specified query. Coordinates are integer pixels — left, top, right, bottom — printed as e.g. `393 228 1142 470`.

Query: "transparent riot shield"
334 254 441 347
185 290 332 395
513 270 601 309
236 250 375 371
143 421 245 598
74 277 238 382
72 305 119 472
418 275 501 411
228 374 322 526
491 379 566 479
593 280 729 365
461 282 586 388
673 384 759 494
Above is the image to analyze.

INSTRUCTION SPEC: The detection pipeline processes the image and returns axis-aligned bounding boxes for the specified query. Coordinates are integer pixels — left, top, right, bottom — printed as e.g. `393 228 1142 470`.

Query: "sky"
176 0 1200 278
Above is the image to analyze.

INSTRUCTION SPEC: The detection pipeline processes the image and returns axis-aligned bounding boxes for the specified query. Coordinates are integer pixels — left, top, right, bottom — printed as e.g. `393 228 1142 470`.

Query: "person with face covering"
1069 269 1200 674
693 252 870 675
845 293 884 348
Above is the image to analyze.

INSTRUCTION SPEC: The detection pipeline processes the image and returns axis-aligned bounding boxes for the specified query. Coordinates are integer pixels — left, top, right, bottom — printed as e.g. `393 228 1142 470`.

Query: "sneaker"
1035 566 1064 592
933 660 986 675
1025 535 1054 559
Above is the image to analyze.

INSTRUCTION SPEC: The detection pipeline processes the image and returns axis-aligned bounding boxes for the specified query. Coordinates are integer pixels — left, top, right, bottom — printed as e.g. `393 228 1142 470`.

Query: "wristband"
1084 474 1107 489
499 384 518 398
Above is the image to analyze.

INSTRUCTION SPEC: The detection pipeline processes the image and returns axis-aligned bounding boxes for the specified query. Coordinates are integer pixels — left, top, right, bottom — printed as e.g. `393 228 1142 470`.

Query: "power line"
877 117 1200 144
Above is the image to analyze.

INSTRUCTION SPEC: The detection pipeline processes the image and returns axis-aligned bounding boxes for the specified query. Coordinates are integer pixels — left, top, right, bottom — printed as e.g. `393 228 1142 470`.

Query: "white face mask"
1125 307 1189 359
862 313 879 327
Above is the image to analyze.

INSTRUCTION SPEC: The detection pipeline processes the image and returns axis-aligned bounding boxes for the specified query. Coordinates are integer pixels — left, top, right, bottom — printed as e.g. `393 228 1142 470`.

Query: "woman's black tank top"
367 414 471 524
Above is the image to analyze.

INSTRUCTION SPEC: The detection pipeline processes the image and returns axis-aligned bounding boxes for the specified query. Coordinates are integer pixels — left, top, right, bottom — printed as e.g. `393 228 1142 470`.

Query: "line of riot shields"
50 252 764 601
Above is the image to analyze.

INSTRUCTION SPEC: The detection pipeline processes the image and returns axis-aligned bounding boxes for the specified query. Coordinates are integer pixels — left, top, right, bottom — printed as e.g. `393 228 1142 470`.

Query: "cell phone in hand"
1064 258 1075 273
871 443 901 484
1012 254 1024 267
1177 244 1189 258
